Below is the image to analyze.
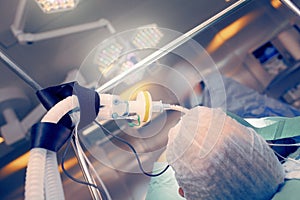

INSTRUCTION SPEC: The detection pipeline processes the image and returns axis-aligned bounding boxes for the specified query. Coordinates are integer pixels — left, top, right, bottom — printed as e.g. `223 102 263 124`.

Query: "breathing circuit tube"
25 96 78 200
45 151 65 200
25 80 188 200
25 82 102 200
25 148 47 200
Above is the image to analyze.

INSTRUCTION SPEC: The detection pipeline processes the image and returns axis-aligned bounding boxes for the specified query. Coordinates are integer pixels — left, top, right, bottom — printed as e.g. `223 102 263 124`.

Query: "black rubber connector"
36 82 100 129
32 82 100 150
31 122 72 152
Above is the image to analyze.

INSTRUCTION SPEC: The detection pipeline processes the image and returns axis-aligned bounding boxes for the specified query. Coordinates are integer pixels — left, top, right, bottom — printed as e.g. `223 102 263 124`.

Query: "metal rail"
96 0 251 93
1 0 251 199
280 0 300 17
0 49 102 200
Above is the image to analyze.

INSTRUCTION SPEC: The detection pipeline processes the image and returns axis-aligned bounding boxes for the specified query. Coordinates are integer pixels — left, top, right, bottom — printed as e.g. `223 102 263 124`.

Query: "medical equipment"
26 88 187 200
1 1 250 199
98 92 189 122
95 0 250 93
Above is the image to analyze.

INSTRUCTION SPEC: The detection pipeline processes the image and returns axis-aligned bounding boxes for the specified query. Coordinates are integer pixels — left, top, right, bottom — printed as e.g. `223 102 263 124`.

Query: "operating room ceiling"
0 0 232 118
0 1 243 198
1 0 300 199
0 0 245 168
1 0 300 160
0 0 299 162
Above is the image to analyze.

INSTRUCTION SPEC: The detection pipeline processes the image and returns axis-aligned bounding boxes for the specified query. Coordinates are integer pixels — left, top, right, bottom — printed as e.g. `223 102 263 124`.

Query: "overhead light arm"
10 0 115 44
10 0 28 38
16 18 115 43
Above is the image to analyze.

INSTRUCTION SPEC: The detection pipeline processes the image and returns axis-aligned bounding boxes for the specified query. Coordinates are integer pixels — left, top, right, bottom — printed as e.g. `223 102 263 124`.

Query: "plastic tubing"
164 104 189 114
25 147 47 200
45 151 65 200
43 96 78 200
25 95 78 200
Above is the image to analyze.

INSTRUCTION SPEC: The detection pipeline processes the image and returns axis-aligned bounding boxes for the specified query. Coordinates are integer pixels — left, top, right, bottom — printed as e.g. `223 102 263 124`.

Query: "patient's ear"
178 187 184 197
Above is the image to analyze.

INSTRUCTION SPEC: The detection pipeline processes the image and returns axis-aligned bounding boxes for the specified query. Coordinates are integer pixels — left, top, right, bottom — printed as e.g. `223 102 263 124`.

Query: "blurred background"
0 0 300 199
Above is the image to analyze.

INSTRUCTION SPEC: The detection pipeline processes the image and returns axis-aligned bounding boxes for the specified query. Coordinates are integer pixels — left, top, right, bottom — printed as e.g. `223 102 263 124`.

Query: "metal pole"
71 140 102 200
280 0 300 17
96 0 251 93
1 1 252 199
0 50 42 91
0 50 102 200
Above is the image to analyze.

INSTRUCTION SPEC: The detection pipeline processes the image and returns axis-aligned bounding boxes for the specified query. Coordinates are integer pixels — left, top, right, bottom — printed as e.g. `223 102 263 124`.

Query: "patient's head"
166 106 284 200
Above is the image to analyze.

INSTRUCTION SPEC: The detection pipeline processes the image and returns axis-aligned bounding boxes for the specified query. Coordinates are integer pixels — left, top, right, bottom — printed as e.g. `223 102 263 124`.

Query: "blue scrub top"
145 162 185 200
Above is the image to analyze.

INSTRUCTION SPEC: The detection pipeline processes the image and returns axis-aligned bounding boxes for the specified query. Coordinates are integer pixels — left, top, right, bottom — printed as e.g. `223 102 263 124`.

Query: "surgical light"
35 0 79 13
94 42 124 76
132 24 164 49
11 0 115 44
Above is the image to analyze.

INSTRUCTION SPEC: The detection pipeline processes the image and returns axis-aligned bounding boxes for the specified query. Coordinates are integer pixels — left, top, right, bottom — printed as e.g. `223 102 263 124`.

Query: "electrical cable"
0 46 172 188
71 112 112 200
268 143 300 147
164 104 189 114
94 120 170 177
273 150 300 165
61 131 108 200
74 137 112 200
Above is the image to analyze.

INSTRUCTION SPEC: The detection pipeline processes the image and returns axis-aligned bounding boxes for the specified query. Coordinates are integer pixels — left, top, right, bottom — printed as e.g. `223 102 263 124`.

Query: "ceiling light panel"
35 0 79 14
94 42 124 76
132 24 164 49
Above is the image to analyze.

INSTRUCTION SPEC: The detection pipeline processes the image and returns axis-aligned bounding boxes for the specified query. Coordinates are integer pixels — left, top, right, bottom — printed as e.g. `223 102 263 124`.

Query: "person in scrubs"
146 106 300 200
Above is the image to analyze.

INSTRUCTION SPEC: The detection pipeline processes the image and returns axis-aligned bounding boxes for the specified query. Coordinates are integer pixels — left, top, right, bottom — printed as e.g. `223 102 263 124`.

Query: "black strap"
73 82 100 129
31 122 72 152
36 82 75 111
36 82 100 129
36 82 76 129
32 82 100 151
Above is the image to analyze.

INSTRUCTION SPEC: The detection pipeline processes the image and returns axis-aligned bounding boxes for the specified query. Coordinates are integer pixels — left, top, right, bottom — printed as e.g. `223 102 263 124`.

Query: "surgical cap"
166 106 285 200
